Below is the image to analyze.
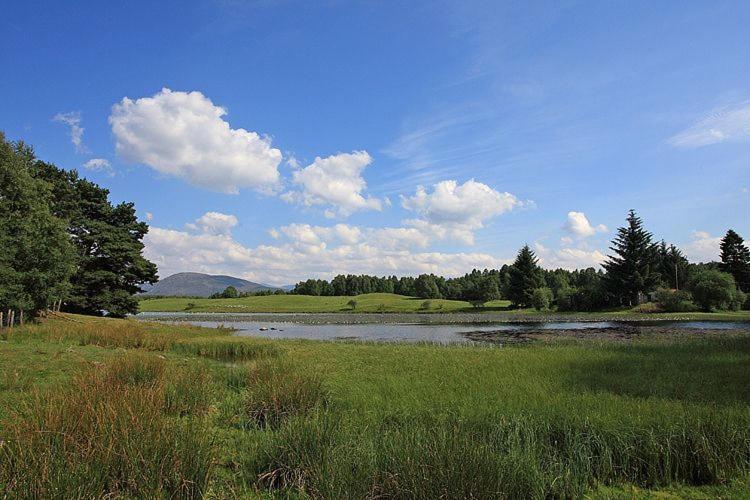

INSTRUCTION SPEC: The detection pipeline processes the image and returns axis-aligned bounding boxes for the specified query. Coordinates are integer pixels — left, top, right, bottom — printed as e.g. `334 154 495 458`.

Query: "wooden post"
19 309 24 326
0 312 3 329
8 311 13 329
6 310 10 328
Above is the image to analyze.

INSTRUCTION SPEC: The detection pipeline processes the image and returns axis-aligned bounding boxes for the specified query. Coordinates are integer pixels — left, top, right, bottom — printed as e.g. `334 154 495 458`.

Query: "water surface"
137 313 750 344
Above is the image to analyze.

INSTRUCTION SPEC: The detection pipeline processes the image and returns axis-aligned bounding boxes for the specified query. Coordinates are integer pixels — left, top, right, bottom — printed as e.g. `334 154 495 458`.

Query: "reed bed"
0 353 215 498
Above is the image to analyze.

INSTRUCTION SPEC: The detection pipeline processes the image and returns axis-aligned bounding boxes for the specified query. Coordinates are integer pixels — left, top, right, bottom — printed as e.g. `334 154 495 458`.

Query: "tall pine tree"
719 229 750 292
30 161 158 317
0 134 75 316
656 240 689 290
603 210 660 305
507 245 545 307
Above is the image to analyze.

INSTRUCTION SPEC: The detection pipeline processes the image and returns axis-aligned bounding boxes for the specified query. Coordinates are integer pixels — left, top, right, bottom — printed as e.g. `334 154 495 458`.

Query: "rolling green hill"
138 292 509 313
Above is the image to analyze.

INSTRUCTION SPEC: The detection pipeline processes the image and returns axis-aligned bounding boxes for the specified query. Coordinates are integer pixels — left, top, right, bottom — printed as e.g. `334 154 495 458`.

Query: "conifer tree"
719 229 750 292
656 240 689 290
507 245 545 307
0 134 75 316
603 210 660 305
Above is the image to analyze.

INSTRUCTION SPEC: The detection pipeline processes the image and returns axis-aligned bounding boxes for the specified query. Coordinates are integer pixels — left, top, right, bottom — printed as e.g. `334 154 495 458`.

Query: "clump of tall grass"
10 320 174 350
246 410 750 498
236 359 328 429
0 353 215 498
172 337 280 361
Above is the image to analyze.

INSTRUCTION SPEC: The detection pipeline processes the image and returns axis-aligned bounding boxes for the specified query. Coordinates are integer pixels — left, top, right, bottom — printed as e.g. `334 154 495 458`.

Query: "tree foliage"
719 229 750 293
603 210 660 305
507 245 545 307
29 162 158 317
0 134 75 316
688 269 740 312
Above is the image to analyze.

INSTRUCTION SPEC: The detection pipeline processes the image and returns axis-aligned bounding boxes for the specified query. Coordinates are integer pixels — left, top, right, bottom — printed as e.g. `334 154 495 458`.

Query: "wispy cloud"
668 101 750 148
53 111 87 153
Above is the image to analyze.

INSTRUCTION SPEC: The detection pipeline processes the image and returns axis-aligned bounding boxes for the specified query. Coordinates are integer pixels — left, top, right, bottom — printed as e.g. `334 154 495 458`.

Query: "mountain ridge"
141 272 284 297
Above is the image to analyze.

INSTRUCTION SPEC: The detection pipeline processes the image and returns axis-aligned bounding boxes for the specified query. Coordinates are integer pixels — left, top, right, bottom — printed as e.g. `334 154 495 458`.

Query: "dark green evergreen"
603 210 660 305
655 241 690 290
719 229 750 292
0 134 75 317
507 245 545 307
30 157 157 317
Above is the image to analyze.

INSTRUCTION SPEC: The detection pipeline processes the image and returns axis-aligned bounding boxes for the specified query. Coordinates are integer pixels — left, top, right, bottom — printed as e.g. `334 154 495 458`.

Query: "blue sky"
2 0 749 285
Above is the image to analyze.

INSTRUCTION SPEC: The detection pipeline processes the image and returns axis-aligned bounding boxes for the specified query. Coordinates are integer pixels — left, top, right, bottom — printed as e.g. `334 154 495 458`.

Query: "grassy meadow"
139 291 750 321
1 315 749 498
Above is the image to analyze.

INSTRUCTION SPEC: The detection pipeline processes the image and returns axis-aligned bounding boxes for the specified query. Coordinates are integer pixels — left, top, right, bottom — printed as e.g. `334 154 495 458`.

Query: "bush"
531 287 553 311
420 300 432 310
347 299 357 310
730 289 746 311
654 288 695 312
688 270 739 311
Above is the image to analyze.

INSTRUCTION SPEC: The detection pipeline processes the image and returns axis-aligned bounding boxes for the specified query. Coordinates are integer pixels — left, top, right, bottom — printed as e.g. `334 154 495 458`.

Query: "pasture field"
138 292 750 322
1 314 749 498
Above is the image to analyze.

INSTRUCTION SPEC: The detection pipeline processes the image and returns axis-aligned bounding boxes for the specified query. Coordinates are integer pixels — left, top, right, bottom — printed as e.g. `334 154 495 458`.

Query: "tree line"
293 210 750 312
0 133 157 320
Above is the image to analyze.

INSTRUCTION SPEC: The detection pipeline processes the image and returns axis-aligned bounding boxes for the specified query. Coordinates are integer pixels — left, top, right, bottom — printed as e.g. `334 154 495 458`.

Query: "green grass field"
1 315 749 498
138 292 750 321
139 292 500 313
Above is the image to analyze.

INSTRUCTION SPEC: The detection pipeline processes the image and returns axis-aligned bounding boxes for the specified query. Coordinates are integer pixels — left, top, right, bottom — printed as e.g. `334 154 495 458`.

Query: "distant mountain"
142 272 281 297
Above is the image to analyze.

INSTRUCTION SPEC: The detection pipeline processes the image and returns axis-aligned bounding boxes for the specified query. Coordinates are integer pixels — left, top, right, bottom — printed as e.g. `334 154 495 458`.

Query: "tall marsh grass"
241 359 328 428
0 353 215 498
172 337 280 361
246 409 750 498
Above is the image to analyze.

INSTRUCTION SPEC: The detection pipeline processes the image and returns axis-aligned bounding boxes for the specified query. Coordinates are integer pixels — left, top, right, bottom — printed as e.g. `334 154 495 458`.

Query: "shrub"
347 299 357 310
531 287 553 311
654 288 695 312
420 300 432 310
632 302 661 313
689 270 739 311
730 289 746 311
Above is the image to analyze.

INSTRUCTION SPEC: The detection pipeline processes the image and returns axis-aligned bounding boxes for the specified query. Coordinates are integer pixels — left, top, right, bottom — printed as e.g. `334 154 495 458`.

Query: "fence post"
19 309 24 326
8 311 14 329
0 311 3 329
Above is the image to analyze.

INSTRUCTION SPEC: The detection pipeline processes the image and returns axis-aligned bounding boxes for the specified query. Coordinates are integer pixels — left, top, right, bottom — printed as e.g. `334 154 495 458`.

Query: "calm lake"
136 312 750 344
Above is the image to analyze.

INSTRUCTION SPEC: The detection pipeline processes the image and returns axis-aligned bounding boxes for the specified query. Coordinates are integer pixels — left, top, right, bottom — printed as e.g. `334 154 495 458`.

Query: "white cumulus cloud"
186 211 239 236
83 158 114 176
53 111 87 153
282 151 382 217
534 242 606 270
563 211 607 237
400 179 522 245
682 230 722 263
144 221 509 285
668 101 750 148
109 88 282 194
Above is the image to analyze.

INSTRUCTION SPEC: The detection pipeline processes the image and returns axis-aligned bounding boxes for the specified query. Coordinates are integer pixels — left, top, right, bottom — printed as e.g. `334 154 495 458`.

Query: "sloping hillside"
142 272 277 297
